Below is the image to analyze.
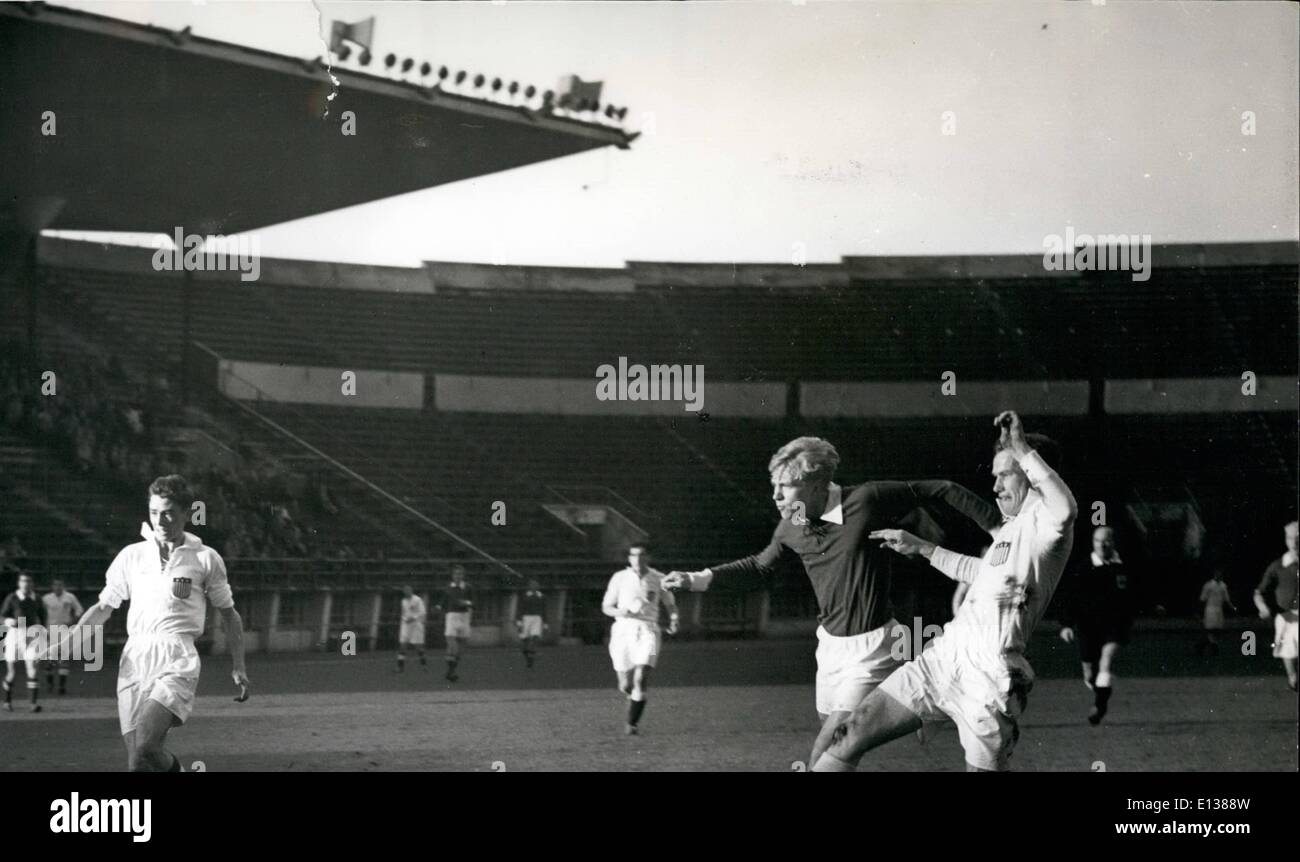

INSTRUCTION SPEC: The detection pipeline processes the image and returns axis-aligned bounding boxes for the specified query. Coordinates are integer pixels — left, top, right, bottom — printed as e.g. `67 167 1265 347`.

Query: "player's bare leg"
522 636 537 669
616 669 633 695
1283 657 1297 691
396 643 406 673
126 700 182 772
812 688 922 771
445 637 461 681
625 665 651 735
1089 642 1119 725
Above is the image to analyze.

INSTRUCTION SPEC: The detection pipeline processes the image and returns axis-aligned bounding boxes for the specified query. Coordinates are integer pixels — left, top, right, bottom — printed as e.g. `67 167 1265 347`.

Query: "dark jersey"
711 480 1001 637
518 591 546 619
1258 558 1299 621
444 583 473 613
1058 558 1135 629
0 592 46 627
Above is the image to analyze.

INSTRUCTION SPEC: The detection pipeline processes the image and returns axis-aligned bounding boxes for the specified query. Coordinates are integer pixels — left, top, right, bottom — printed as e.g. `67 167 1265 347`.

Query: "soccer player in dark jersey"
664 435 1001 764
435 564 473 682
1253 520 1298 690
1057 526 1135 724
516 579 547 669
2 572 47 712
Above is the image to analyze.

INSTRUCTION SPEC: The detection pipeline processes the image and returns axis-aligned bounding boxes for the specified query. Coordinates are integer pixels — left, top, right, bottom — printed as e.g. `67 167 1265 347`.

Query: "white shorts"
876 636 1030 772
815 622 905 715
445 612 472 640
3 630 39 675
117 635 200 736
609 619 660 672
519 615 543 638
399 622 426 646
1274 614 1299 659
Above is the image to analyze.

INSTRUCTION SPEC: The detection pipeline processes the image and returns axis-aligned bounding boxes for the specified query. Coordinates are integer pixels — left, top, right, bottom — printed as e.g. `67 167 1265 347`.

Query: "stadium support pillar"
685 592 704 633
313 590 333 651
754 590 771 637
548 590 567 644
503 591 519 644
264 591 281 654
367 592 382 651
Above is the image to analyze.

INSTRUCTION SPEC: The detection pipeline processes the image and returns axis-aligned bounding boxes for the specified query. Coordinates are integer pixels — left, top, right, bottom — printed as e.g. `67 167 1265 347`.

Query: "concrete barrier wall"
220 360 424 409
1105 376 1297 413
434 373 786 417
800 379 1090 418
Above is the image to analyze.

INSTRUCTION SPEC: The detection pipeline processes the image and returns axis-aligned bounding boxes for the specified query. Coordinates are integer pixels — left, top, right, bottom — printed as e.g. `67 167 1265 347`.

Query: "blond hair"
769 437 840 485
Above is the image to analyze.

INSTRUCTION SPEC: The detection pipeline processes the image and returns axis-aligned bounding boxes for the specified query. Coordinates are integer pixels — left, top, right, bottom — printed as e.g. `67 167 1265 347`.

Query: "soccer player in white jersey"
602 544 678 735
396 585 427 672
67 475 250 771
813 412 1077 772
42 579 83 695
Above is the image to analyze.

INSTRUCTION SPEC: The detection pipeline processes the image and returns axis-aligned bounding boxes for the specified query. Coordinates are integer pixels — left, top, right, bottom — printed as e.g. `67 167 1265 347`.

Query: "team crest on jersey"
171 577 193 599
988 542 1012 567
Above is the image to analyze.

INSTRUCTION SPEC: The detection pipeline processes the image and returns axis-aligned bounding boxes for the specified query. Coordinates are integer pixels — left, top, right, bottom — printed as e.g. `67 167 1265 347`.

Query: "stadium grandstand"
2 235 1295 652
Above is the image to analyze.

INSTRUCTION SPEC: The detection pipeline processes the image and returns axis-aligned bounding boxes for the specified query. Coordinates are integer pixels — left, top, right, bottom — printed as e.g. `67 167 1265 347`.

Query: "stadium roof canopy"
0 2 636 235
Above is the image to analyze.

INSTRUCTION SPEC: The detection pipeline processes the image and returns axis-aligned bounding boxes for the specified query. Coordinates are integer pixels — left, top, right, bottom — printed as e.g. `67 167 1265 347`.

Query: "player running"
64 475 250 771
1056 526 1136 725
436 564 473 682
603 544 678 735
813 412 1077 772
664 435 1001 763
1253 520 1298 690
516 579 546 669
395 585 427 672
2 572 47 713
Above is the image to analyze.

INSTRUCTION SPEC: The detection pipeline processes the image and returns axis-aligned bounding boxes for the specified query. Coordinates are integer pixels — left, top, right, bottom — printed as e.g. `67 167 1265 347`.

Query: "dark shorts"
1076 617 1131 663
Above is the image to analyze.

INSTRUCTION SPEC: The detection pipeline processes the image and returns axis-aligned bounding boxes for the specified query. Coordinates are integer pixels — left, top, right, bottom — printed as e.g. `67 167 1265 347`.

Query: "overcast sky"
52 0 1299 267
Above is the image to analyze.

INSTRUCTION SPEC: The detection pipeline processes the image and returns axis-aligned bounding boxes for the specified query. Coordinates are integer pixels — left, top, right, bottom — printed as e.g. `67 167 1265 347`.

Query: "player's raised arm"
996 411 1077 529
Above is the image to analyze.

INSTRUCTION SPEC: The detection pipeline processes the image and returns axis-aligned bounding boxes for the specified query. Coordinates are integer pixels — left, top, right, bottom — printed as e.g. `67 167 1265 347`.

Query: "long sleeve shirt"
687 480 1001 637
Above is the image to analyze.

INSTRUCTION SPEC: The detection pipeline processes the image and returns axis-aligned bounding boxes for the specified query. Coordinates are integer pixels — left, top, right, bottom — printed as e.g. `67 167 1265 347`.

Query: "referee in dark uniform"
1057 526 1135 725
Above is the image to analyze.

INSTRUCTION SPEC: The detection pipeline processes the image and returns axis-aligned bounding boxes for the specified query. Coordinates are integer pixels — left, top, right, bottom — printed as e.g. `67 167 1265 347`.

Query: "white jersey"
603 567 676 627
931 450 1076 667
401 595 427 623
43 591 84 627
99 525 234 640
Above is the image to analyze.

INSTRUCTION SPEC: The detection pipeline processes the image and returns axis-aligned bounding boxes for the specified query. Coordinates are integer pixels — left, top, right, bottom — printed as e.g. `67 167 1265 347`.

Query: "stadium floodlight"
525 85 537 99
402 58 414 73
491 78 502 93
508 81 519 97
337 44 352 61
384 53 396 69
420 61 432 78
359 50 372 66
455 70 467 85
473 74 485 88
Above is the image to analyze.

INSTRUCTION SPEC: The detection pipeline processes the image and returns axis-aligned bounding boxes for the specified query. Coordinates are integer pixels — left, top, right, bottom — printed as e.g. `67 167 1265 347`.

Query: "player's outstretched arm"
219 606 251 702
904 479 1003 536
665 536 789 592
36 602 113 662
869 528 983 584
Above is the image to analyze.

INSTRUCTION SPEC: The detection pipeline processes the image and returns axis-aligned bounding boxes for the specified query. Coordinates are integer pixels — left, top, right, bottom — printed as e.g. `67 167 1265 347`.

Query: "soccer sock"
28 680 39 705
627 694 647 726
3 680 11 703
58 668 68 693
396 652 405 671
1094 686 1112 710
418 650 426 665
